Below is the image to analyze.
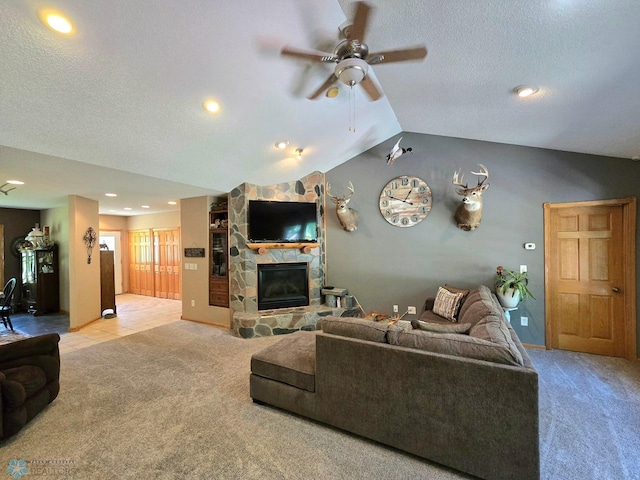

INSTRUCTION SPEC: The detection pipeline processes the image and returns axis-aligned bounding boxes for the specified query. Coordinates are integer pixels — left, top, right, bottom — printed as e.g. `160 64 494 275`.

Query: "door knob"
612 287 621 293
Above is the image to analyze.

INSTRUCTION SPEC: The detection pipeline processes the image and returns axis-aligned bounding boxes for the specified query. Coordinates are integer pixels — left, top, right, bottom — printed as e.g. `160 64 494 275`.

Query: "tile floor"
59 294 183 354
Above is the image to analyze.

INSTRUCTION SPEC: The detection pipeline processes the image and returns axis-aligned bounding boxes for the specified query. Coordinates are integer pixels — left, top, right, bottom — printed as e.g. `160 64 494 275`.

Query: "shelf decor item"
83 227 97 264
494 266 535 308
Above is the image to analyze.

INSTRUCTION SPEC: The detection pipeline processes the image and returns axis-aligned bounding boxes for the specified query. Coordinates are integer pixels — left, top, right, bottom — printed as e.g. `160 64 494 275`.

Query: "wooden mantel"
246 242 319 255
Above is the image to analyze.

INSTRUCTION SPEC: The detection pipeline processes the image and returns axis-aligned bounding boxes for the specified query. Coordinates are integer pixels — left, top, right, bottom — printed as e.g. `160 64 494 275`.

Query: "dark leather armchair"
0 333 60 440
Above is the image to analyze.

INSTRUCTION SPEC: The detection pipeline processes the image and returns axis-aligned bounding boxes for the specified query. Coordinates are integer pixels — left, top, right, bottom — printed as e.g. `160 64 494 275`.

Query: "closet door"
153 228 181 300
129 230 153 296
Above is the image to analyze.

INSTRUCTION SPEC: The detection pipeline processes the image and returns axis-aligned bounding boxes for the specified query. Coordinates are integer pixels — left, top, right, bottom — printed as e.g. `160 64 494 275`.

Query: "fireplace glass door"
257 262 309 310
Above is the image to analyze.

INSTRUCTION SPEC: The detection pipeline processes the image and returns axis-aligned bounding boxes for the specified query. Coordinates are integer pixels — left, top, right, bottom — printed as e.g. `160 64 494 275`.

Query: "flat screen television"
248 200 318 243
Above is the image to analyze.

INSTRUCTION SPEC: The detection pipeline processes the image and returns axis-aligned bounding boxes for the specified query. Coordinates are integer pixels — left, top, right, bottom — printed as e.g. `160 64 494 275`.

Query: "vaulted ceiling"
1 1 639 215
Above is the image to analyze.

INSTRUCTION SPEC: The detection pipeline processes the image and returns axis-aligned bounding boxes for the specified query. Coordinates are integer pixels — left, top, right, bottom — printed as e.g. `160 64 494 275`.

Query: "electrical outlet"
408 306 417 315
520 265 527 273
521 316 528 326
393 305 399 313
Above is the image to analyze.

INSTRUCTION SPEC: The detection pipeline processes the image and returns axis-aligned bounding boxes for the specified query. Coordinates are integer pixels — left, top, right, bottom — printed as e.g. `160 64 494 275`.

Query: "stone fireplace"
227 172 361 338
227 171 326 315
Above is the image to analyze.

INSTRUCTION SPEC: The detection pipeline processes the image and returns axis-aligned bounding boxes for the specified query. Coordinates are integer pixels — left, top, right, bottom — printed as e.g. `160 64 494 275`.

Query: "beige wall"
68 195 101 330
180 196 230 328
41 206 70 312
128 211 180 230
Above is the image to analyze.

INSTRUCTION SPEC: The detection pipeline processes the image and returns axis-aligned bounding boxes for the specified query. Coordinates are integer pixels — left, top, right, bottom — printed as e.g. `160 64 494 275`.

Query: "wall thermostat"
524 243 536 250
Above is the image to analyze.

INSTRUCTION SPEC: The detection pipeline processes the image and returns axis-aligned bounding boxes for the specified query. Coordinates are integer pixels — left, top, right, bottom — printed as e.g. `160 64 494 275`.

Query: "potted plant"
494 266 535 308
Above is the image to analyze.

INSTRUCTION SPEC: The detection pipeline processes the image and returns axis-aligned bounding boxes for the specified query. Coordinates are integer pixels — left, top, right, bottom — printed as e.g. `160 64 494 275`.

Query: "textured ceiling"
1 0 639 215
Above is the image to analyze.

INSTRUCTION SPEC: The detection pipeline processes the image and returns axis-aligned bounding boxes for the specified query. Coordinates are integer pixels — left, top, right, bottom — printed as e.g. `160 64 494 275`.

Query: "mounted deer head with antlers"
327 181 359 232
452 164 490 231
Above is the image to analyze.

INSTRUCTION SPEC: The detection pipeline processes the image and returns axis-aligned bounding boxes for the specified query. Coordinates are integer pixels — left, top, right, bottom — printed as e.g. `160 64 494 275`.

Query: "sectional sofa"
250 285 539 480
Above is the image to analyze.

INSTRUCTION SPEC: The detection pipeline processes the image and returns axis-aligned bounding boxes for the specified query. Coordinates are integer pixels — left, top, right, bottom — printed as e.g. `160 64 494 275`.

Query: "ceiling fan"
281 1 427 101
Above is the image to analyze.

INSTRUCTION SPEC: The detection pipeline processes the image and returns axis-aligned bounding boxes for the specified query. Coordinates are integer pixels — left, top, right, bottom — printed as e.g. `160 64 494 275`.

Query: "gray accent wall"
325 132 640 353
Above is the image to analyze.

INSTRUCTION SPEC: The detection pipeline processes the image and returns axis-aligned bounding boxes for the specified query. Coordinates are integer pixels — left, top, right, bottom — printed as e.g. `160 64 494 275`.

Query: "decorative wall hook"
83 227 97 264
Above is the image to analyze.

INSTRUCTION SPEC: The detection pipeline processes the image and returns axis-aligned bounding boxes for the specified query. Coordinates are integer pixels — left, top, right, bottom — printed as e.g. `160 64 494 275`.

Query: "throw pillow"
432 287 465 322
411 320 472 334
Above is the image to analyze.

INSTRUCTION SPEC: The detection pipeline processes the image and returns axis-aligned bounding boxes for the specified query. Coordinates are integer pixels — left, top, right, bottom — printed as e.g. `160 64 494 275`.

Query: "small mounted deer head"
327 181 359 232
452 164 490 231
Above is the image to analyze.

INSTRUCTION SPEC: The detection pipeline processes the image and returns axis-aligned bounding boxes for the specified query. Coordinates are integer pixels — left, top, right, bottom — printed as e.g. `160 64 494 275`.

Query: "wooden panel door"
129 230 153 296
153 228 181 300
545 199 636 358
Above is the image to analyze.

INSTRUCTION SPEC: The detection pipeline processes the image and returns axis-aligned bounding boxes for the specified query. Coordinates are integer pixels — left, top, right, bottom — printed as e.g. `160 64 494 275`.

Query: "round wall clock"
379 176 432 227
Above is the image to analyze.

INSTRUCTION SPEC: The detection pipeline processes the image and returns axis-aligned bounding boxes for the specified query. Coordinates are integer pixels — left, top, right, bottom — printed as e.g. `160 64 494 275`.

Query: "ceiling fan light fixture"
275 141 289 149
295 148 304 160
335 58 368 86
514 85 539 98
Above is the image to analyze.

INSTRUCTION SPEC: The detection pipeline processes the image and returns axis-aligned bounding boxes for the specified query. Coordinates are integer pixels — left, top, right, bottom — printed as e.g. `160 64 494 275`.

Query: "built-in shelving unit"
209 197 229 307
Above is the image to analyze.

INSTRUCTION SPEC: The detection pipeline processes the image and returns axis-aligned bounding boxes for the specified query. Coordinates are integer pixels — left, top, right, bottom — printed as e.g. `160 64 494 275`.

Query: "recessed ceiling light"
105 193 117 197
203 99 221 113
141 205 150 209
6 180 24 185
124 207 132 211
39 10 74 34
514 85 539 98
168 201 177 205
275 141 289 149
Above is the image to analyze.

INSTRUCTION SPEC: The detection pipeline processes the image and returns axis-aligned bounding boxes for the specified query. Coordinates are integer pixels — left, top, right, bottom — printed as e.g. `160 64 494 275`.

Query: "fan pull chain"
349 85 356 133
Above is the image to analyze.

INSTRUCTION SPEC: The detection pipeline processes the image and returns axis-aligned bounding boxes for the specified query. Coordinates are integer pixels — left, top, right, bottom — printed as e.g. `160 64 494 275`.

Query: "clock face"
379 176 432 227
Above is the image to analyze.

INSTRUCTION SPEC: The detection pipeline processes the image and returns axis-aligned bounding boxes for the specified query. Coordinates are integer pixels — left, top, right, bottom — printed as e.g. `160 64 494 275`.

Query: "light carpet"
0 321 638 480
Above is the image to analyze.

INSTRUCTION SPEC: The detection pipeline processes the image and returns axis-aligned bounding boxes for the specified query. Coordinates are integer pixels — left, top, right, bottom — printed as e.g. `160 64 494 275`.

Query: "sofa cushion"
457 285 503 327
321 316 389 343
444 284 470 300
388 329 524 366
251 331 317 392
469 315 524 366
432 287 465 322
411 320 472 334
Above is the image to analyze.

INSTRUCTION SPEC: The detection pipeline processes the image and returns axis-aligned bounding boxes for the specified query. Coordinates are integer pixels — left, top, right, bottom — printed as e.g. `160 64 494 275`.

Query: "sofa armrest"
0 334 60 382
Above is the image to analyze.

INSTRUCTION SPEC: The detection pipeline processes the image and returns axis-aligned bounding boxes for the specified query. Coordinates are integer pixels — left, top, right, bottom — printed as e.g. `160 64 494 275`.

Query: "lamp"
25 224 45 248
295 148 304 160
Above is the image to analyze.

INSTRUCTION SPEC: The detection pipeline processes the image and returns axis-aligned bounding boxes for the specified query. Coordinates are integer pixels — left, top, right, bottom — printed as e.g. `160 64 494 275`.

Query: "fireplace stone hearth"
232 305 361 338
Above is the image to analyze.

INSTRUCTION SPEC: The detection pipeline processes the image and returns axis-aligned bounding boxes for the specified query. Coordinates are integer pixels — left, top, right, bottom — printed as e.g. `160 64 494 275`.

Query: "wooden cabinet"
100 250 117 315
209 201 229 307
21 246 59 315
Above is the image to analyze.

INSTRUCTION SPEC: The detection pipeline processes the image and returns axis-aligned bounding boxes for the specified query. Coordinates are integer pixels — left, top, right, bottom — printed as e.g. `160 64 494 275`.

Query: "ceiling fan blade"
367 46 428 65
347 1 371 43
308 74 339 100
281 46 339 63
359 75 382 101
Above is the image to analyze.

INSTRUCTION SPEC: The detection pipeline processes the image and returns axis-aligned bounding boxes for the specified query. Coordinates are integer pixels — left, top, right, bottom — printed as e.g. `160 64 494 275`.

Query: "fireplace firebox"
257 262 309 310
